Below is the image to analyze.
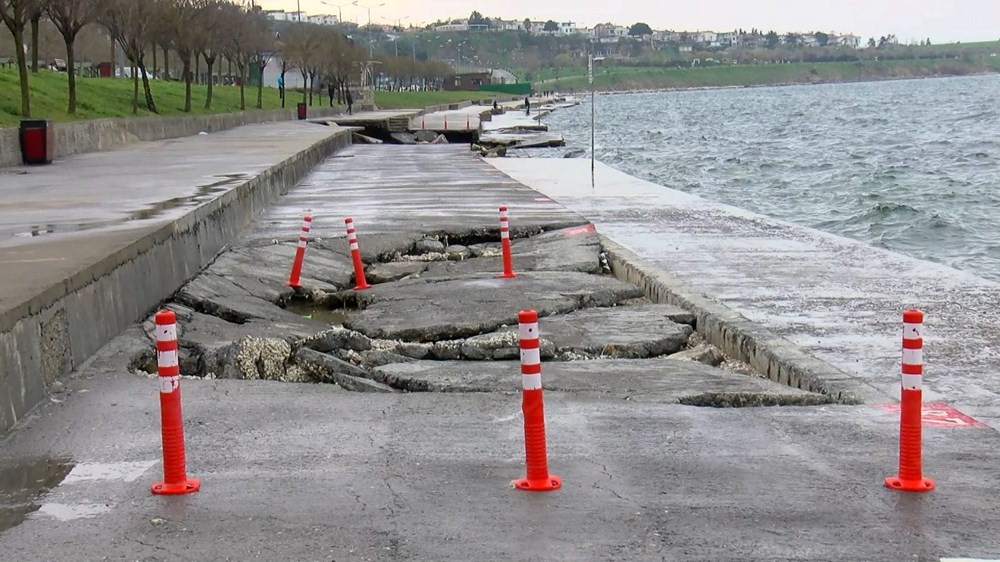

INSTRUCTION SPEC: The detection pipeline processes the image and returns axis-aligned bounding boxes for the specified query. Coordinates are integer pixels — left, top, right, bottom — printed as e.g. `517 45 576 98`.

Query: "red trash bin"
296 102 307 120
20 119 54 165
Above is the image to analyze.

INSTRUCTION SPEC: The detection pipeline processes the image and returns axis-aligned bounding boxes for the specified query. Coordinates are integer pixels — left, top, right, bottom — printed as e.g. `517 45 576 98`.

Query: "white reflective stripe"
521 373 542 390
520 347 540 366
902 347 922 366
297 239 307 249
350 242 359 250
154 324 176 342
903 323 921 339
159 376 180 394
518 322 539 340
901 374 922 390
500 211 508 219
157 350 178 368
500 231 509 239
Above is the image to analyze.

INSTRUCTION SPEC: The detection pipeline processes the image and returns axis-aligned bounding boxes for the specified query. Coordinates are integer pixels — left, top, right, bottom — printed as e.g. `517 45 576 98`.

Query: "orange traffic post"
345 217 370 291
514 309 561 492
884 309 935 492
466 114 471 130
151 310 200 496
286 214 313 288
444 115 448 131
499 205 516 279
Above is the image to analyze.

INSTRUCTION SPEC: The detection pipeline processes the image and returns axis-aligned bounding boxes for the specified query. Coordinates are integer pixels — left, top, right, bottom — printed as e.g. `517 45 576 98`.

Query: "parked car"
49 59 67 71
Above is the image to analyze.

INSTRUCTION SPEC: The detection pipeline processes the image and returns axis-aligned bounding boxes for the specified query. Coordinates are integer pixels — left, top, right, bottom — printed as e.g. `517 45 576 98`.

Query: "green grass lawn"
374 90 509 109
0 67 286 127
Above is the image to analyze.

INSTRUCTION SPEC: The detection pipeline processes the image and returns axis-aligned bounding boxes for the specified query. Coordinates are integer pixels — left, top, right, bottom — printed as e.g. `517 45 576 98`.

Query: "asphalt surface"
0 348 997 561
493 158 1000 431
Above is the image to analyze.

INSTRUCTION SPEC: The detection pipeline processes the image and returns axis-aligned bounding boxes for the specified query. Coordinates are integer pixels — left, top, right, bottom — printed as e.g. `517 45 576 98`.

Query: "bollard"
499 205 516 279
514 309 561 492
151 310 200 496
444 115 448 131
466 114 471 130
345 217 370 291
286 214 313 288
421 115 425 130
884 309 935 492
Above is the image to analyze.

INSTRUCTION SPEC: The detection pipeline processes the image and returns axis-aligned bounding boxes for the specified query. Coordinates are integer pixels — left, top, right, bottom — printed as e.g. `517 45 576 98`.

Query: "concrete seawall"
0 106 340 168
0 125 352 434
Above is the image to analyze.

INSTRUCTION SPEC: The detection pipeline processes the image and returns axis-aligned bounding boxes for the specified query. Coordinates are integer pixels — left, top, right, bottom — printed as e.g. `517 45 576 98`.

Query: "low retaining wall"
0 106 340 168
600 236 880 405
0 128 353 434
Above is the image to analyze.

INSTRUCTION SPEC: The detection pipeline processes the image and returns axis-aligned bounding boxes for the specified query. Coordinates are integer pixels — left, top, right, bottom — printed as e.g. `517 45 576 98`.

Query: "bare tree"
197 0 225 109
28 2 40 71
47 0 102 113
0 0 41 116
163 0 199 111
103 0 158 113
282 22 323 106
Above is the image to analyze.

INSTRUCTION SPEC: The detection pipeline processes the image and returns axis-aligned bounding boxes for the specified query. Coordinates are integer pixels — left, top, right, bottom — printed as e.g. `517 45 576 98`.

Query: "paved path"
0 122 344 317
0 359 997 561
492 158 1000 430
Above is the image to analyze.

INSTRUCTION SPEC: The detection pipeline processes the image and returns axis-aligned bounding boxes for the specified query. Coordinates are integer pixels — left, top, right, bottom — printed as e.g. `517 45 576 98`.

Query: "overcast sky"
258 0 999 43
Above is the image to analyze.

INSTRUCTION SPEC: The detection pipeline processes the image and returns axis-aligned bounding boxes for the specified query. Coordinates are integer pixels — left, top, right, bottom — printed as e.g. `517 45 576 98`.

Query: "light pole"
589 55 605 188
352 0 385 60
319 1 347 24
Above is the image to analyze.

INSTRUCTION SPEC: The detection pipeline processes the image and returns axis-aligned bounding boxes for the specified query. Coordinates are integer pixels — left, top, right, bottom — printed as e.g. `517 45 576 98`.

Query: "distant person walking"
328 83 335 107
346 89 354 115
277 74 285 107
525 96 531 116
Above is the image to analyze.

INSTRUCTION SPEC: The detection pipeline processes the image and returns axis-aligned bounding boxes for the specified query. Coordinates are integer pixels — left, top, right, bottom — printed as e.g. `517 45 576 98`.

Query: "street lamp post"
589 55 605 188
352 0 385 60
318 1 347 24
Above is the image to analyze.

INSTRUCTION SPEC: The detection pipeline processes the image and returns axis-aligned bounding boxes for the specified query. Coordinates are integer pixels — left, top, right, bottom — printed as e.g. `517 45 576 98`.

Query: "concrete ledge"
0 106 340 168
0 128 353 434
599 235 881 405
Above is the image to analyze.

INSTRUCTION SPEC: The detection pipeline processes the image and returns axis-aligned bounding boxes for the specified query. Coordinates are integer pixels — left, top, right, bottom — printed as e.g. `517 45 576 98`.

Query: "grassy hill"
0 68 287 127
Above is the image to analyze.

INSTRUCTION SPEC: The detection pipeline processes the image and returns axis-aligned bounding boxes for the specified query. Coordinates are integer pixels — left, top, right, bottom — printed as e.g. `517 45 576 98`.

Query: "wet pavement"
0 121 345 315
3 144 1000 560
492 159 1000 431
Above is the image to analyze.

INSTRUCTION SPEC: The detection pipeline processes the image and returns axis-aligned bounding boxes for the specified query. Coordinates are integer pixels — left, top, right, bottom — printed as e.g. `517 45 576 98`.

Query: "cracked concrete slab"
343 271 645 342
371 358 827 404
366 261 429 284
419 227 604 279
210 244 354 300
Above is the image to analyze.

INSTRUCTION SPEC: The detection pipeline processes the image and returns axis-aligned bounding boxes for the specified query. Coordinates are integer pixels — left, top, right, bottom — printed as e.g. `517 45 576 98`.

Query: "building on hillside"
697 31 718 45
443 70 492 91
679 44 694 52
265 10 295 22
717 31 739 48
653 30 681 43
435 21 470 32
493 19 522 31
308 14 339 26
558 22 580 35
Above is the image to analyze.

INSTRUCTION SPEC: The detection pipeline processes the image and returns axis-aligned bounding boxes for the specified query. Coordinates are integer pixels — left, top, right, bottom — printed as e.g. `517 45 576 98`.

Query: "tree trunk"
152 45 157 79
109 37 115 79
195 55 200 85
256 61 264 109
13 27 30 117
300 70 308 103
161 44 170 78
308 72 314 105
204 56 215 109
139 59 157 113
64 36 77 113
238 63 247 110
132 60 139 114
30 15 39 73
182 56 192 112
280 70 286 107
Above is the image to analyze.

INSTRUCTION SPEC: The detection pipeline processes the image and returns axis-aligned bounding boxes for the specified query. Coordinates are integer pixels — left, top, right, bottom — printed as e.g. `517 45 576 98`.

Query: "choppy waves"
547 75 1000 280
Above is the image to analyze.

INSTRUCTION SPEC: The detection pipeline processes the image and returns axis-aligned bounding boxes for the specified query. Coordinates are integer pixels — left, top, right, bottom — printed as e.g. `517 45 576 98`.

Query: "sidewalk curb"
599 235 884 405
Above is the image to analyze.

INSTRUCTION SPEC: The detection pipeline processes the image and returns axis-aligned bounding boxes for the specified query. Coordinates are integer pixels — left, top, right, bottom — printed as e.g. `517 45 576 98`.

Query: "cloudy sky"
258 0 998 43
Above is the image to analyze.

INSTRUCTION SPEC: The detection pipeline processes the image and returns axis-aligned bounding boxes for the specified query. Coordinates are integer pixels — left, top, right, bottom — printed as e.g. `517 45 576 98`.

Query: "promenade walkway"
493 158 1000 430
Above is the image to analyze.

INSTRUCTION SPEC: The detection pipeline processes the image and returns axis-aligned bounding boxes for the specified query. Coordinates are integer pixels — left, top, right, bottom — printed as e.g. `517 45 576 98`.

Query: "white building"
839 34 861 48
493 19 522 31
264 10 291 21
558 22 580 35
307 14 339 26
697 31 717 44
435 22 470 32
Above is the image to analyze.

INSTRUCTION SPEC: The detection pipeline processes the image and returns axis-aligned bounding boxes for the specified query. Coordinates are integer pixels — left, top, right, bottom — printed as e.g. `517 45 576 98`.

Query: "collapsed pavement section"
131 207 827 407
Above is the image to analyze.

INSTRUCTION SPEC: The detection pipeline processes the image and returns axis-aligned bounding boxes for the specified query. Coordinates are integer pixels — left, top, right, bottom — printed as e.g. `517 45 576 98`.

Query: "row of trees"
0 0 277 118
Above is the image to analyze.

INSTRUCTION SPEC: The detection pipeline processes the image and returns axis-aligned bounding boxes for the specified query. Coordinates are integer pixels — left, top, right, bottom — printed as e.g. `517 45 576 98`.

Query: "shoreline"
553 68 1000 97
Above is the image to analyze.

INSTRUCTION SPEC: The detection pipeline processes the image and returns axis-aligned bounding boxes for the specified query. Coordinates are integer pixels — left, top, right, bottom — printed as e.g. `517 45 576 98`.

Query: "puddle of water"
284 301 352 325
0 456 74 533
34 502 111 521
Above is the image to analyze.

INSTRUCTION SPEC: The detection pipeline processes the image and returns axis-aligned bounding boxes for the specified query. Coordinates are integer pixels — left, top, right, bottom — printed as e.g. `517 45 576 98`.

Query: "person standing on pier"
525 96 531 116
346 89 354 115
